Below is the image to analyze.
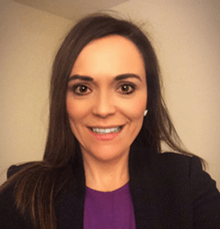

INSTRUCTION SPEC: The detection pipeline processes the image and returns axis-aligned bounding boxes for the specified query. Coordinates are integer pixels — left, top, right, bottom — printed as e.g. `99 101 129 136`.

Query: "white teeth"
92 126 122 134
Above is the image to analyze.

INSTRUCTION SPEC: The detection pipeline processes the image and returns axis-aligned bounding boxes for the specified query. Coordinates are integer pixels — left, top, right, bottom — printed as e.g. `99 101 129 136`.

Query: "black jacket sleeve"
189 157 220 229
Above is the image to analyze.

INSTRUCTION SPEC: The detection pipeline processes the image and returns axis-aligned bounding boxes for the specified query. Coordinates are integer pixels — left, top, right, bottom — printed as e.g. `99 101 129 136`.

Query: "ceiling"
13 0 129 21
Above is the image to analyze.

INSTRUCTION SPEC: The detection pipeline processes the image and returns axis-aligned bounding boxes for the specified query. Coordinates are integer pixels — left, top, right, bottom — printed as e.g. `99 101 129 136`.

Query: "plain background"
0 0 220 190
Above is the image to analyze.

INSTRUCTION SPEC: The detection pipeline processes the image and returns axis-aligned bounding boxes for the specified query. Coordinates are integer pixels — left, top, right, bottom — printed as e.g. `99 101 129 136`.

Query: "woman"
1 13 220 229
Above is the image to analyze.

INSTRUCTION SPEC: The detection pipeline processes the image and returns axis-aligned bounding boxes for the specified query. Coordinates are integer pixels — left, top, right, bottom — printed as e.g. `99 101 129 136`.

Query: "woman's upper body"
1 144 220 229
1 13 220 229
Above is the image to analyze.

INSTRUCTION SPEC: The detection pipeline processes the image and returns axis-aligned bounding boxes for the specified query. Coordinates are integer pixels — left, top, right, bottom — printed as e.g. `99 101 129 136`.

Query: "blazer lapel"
56 145 86 229
129 143 188 229
129 144 163 229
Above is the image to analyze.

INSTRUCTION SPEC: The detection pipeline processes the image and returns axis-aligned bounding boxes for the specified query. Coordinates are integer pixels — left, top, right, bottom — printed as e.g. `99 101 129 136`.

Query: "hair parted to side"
0 13 203 229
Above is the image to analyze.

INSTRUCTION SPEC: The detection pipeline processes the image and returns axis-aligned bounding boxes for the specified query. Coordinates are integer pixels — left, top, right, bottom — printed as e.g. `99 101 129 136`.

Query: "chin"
81 143 130 163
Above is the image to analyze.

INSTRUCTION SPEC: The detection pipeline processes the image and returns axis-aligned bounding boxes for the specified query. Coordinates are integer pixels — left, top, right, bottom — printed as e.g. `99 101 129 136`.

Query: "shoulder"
151 151 218 192
154 151 220 228
7 163 33 178
157 152 218 193
158 151 200 166
131 146 202 177
157 152 201 176
0 182 32 229
130 146 220 227
0 164 35 229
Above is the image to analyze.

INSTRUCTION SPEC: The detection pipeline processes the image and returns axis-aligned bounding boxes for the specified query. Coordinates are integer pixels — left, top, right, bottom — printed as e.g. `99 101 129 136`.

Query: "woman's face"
66 35 147 163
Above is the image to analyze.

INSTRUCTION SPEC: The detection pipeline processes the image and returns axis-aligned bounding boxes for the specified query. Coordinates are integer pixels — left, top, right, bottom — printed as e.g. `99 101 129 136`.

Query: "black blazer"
1 144 220 229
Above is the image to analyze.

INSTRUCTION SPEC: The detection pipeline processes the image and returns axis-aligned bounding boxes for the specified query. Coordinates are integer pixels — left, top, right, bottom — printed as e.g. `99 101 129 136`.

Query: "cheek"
66 97 88 124
135 99 147 115
123 96 147 120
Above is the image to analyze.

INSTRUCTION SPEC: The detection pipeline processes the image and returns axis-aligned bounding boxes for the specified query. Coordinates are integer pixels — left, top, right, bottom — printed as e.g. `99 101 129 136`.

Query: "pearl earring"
144 110 148 116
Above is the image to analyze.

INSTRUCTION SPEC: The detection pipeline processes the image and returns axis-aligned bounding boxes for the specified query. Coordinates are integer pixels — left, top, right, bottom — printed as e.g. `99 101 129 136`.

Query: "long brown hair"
1 13 203 229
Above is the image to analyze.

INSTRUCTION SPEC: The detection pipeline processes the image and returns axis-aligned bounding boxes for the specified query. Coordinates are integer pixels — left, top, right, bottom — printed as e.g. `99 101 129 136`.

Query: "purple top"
84 182 136 229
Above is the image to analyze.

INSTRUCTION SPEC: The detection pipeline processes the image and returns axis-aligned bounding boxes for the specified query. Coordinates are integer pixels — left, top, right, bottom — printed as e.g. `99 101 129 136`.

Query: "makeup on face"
66 35 147 162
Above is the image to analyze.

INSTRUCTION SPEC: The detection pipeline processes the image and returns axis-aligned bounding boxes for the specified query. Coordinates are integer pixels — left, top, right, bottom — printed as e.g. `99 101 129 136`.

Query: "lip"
88 125 124 129
88 125 124 141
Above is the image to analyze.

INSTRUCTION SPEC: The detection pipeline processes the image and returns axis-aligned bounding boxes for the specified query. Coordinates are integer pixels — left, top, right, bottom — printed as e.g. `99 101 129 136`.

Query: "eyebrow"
114 74 142 82
68 75 93 82
68 73 143 82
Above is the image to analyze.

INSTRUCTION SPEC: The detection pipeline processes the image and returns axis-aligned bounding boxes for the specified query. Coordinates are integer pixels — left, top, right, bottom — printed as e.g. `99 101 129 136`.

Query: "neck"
82 152 129 192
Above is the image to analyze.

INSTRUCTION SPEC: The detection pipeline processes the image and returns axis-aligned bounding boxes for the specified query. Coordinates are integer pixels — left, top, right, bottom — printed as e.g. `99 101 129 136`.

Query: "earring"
144 110 148 116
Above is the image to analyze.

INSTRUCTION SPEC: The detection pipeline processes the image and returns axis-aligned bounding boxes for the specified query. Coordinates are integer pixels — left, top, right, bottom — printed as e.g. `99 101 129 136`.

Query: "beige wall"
112 0 220 189
0 0 220 190
0 0 72 183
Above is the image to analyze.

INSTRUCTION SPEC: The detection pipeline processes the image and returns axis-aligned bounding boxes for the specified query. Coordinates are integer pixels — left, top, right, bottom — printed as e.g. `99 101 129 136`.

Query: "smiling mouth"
89 126 123 134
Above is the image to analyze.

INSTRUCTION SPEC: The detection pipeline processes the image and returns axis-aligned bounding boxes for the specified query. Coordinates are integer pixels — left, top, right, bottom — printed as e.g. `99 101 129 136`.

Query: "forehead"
71 35 146 81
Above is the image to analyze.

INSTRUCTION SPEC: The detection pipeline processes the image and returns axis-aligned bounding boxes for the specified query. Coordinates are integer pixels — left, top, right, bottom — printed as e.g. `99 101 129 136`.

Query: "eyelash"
117 83 135 94
71 84 91 96
71 83 135 96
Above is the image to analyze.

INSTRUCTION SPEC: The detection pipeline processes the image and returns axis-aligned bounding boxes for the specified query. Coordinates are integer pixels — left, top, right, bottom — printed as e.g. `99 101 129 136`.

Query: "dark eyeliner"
119 83 136 95
71 84 90 96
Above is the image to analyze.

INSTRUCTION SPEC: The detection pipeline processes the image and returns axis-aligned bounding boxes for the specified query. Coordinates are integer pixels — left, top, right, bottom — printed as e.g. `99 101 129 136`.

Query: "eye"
118 84 135 94
72 85 91 95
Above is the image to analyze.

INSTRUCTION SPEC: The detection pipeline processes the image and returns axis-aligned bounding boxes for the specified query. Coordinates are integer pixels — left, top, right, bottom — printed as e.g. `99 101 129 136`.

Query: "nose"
92 92 116 118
